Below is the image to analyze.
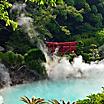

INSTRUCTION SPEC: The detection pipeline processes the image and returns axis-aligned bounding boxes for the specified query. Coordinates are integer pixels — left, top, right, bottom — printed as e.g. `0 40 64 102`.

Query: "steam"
44 53 104 80
0 63 11 87
18 14 37 41
0 95 3 104
10 3 26 15
0 46 4 51
11 2 42 46
0 63 10 104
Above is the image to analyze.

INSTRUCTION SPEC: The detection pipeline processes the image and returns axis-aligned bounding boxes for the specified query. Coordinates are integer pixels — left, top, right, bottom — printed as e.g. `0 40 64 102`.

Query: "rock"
9 67 45 86
0 64 46 89
0 63 11 88
0 81 6 89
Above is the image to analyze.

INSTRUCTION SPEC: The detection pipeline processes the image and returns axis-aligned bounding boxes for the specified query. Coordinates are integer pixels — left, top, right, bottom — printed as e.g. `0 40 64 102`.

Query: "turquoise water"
0 73 104 104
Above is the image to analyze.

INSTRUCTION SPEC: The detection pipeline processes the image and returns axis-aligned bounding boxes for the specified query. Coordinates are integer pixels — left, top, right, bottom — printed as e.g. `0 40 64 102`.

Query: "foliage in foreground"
21 96 71 104
21 88 104 104
0 0 18 30
77 88 104 104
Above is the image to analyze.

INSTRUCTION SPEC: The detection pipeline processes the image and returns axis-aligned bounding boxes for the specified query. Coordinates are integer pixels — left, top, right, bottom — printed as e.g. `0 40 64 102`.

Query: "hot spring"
0 3 104 104
0 56 104 104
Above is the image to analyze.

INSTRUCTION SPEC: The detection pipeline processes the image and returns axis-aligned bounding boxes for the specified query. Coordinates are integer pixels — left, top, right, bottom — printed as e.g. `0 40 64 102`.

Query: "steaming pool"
0 72 104 104
1 56 104 104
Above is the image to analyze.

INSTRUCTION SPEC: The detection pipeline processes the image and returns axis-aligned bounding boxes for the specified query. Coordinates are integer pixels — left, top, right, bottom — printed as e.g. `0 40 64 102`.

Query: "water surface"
0 72 104 104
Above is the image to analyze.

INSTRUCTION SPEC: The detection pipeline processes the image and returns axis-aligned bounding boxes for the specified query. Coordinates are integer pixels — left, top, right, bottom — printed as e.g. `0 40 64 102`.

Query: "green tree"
0 0 17 30
96 29 104 46
91 5 98 13
26 0 64 6
24 49 46 76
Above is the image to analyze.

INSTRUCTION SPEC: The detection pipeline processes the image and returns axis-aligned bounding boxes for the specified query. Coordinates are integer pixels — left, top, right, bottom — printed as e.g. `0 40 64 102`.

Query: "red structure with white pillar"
46 42 78 55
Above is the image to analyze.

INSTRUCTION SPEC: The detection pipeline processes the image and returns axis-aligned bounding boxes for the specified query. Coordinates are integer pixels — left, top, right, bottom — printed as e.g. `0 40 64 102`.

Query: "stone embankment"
0 65 45 89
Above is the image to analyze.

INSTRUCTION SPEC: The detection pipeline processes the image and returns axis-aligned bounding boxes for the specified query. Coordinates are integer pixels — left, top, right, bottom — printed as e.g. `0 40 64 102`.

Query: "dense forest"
0 0 104 49
1 0 104 45
0 0 104 86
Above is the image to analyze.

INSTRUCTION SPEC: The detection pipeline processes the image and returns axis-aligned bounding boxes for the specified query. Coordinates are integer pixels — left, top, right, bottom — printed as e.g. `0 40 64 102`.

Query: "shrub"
24 49 47 76
66 52 77 62
84 3 91 12
96 29 104 46
24 48 46 62
77 89 104 104
75 36 101 62
56 0 64 5
88 13 103 27
1 51 24 70
2 51 17 66
87 0 97 5
74 0 87 6
97 3 104 15
76 41 84 55
15 54 24 66
0 52 4 61
91 5 98 13
64 0 75 6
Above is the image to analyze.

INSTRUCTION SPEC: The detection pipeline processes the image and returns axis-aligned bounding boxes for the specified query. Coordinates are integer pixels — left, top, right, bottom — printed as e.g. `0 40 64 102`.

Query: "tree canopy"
0 0 18 30
1 0 104 55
